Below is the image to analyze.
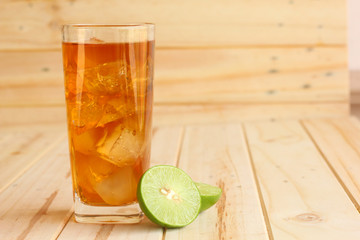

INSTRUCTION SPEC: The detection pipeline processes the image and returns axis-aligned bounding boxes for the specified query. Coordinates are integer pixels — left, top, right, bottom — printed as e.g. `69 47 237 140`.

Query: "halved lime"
137 165 201 228
195 182 222 212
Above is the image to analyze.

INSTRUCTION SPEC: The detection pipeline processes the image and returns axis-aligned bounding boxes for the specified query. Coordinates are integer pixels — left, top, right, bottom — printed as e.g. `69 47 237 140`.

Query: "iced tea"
62 40 154 206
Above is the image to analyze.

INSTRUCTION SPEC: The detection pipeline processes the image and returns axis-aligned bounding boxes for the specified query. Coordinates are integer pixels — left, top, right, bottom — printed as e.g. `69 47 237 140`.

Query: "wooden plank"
0 106 67 127
0 68 348 106
0 51 62 84
154 103 349 125
166 124 269 239
0 129 66 193
150 126 183 166
0 47 348 106
57 126 183 239
0 50 64 107
244 120 360 239
0 141 73 240
155 68 348 104
302 117 360 209
0 103 349 128
155 47 347 104
0 0 346 50
348 0 360 71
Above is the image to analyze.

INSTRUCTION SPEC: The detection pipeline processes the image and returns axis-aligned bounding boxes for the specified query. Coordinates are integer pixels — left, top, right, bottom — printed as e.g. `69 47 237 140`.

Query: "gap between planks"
241 123 275 240
175 127 185 168
161 228 167 240
300 120 360 213
53 209 74 240
161 127 184 239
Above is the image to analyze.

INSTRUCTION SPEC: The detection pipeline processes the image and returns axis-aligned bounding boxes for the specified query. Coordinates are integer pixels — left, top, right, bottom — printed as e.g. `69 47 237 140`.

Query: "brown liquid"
62 41 154 206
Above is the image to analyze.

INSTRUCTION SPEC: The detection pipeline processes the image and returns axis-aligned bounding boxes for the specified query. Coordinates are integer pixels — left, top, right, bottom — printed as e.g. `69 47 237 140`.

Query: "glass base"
74 194 144 224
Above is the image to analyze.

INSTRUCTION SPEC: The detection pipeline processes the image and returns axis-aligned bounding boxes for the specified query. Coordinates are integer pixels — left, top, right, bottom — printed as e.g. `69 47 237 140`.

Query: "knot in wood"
294 213 322 222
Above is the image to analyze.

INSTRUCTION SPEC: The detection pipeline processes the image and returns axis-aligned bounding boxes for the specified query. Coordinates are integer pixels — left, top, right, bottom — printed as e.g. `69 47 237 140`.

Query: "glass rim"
62 23 154 29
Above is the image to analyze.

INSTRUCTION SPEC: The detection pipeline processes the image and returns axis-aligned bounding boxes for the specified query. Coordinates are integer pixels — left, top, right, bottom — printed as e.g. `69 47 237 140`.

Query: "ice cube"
81 61 130 95
72 127 106 155
69 93 103 131
74 152 117 204
74 152 98 196
88 155 117 181
93 166 138 205
97 126 143 167
96 97 128 127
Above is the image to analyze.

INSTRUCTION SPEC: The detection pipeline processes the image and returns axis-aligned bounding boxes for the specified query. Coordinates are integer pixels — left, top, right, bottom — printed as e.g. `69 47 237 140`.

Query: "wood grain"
0 47 348 106
150 126 183 166
0 50 64 106
303 117 360 209
153 103 349 126
244 120 360 239
0 129 66 193
0 106 67 127
0 141 73 240
149 47 348 104
166 124 269 239
0 0 346 50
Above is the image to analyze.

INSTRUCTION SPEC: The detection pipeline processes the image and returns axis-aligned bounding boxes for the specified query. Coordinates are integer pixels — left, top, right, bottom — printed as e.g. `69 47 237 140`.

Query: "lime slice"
137 165 201 228
195 182 222 212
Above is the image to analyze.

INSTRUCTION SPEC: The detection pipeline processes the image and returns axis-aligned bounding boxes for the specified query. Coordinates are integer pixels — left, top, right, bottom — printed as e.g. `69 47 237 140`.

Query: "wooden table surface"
1 117 360 240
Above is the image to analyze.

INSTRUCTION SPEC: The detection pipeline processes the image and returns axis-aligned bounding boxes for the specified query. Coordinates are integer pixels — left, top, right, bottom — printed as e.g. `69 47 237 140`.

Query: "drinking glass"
62 24 154 223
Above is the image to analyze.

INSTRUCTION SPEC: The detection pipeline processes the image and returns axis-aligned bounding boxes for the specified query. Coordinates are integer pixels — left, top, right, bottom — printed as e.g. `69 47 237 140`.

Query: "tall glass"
62 24 154 224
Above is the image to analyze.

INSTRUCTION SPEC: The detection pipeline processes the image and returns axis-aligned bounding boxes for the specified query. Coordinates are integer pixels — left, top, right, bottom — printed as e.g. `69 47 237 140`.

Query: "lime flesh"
137 165 201 228
195 182 222 212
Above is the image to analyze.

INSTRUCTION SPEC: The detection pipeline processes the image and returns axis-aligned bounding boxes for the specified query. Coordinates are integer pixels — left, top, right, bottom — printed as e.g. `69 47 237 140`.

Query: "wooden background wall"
0 0 348 126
